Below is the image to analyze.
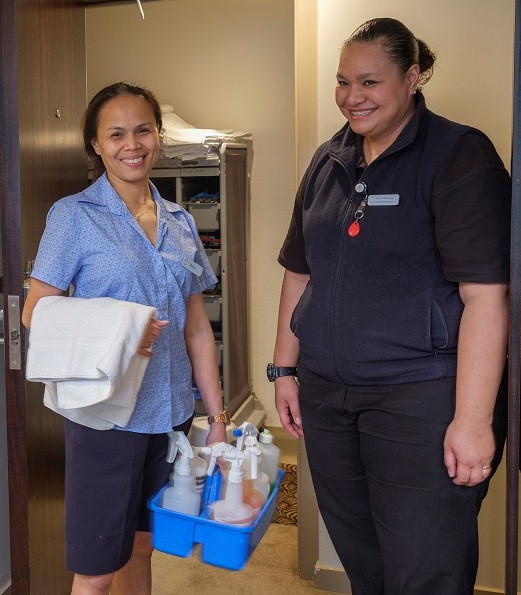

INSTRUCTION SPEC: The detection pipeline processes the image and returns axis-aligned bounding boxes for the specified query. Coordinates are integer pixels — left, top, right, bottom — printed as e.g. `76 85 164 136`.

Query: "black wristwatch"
267 363 298 382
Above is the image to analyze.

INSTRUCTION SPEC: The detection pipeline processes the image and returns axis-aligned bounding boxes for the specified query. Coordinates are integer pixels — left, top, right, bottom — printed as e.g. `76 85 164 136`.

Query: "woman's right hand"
139 318 168 357
275 376 303 438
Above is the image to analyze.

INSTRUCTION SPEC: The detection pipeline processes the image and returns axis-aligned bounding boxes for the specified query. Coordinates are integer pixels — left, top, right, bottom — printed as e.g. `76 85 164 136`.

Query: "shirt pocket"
160 215 202 296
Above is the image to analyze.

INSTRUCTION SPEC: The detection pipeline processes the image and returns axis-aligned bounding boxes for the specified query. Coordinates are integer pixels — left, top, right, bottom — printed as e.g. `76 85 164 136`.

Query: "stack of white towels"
26 296 156 430
159 104 252 163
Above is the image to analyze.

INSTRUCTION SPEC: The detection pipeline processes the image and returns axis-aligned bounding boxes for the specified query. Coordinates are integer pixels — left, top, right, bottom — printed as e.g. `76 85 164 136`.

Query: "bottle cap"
259 429 273 444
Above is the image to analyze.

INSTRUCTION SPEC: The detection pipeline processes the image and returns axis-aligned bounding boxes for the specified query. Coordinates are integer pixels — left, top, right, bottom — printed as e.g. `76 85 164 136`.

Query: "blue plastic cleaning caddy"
149 468 285 571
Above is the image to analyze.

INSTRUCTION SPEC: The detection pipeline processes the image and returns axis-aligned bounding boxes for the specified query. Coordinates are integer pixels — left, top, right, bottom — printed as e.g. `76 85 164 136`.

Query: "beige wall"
316 1 513 165
86 0 296 427
307 1 515 591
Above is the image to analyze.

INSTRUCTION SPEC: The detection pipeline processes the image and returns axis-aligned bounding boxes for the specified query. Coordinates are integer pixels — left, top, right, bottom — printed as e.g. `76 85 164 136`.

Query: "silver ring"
482 464 492 471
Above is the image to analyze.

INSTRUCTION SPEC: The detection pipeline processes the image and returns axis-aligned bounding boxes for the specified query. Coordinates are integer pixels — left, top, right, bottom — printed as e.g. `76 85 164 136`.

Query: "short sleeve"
31 200 82 290
183 212 218 294
278 170 311 274
432 132 511 283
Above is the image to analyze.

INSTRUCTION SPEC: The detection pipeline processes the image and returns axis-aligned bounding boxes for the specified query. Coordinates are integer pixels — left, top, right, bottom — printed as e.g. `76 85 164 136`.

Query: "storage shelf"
151 143 251 415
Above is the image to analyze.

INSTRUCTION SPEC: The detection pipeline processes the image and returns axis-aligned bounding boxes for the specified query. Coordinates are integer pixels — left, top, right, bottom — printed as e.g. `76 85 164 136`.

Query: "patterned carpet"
272 463 297 526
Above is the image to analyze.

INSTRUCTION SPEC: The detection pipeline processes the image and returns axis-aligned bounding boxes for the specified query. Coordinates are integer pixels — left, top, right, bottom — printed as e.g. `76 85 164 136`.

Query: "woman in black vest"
271 17 510 594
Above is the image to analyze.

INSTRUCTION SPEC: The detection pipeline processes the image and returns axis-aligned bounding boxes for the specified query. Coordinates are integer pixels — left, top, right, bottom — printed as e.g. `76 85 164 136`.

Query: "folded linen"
26 296 156 428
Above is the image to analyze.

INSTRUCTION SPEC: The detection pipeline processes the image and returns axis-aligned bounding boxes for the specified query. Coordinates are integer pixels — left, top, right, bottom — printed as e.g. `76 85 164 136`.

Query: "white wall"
312 1 515 590
86 0 296 427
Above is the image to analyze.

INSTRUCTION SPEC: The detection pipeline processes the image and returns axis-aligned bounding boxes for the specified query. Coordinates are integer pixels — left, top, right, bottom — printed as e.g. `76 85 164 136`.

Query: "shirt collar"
330 91 427 165
80 173 184 216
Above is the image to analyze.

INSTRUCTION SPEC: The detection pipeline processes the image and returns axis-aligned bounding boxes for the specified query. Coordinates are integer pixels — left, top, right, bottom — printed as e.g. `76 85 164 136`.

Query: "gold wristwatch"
207 410 231 425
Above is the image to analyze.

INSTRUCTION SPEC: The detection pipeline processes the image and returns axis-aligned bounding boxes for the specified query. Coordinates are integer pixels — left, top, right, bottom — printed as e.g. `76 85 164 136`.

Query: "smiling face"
335 41 419 150
91 93 160 187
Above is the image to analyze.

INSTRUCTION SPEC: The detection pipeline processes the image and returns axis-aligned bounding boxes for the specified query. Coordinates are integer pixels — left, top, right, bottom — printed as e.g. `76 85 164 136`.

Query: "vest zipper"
327 161 367 380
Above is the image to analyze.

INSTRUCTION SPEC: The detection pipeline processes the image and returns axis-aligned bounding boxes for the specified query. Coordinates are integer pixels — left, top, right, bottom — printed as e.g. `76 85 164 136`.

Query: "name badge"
367 194 400 206
182 258 203 277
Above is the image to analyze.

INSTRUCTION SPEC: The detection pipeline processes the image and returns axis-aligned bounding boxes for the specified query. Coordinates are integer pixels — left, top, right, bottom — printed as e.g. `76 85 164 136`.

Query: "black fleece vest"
291 100 478 385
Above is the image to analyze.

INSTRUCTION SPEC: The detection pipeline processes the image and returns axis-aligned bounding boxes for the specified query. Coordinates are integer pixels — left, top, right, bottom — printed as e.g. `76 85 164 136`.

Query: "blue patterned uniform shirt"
31 173 217 433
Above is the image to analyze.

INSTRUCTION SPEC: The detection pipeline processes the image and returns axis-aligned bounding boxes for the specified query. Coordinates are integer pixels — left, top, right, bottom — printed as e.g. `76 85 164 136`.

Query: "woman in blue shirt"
22 82 228 594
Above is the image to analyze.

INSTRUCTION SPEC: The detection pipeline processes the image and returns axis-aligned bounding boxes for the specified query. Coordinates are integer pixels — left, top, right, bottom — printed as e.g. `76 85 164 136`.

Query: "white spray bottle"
168 438 208 495
162 431 201 516
197 441 238 506
191 447 209 495
232 423 269 506
211 445 253 526
233 421 259 451
242 435 266 518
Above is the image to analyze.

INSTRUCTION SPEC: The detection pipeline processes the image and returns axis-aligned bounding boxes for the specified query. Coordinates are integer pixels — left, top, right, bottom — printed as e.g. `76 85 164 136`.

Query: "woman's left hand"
139 318 168 357
443 417 495 486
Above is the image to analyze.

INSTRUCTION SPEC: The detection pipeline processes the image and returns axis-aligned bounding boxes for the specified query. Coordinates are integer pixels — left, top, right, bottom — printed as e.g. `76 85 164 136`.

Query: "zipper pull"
348 195 367 237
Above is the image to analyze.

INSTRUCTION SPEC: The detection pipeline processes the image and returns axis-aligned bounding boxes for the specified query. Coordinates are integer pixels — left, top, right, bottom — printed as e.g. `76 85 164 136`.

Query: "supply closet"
151 142 251 416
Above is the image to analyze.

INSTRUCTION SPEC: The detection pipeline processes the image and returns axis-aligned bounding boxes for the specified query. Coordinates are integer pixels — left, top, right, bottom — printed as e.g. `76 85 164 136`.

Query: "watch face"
267 363 276 381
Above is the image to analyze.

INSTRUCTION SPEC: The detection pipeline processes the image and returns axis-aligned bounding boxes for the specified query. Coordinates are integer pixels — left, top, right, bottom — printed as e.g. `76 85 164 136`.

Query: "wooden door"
0 0 86 592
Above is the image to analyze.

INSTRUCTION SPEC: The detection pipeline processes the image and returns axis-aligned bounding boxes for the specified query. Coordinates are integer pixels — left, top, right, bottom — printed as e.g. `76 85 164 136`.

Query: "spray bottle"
162 431 201 516
232 423 269 505
233 421 259 451
168 439 208 495
211 445 253 526
191 447 209 495
197 441 243 510
241 435 267 519
258 428 280 489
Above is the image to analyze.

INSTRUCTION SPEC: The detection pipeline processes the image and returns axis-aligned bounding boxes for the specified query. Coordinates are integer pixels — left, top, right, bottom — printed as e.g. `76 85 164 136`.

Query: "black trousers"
298 365 506 595
64 415 193 575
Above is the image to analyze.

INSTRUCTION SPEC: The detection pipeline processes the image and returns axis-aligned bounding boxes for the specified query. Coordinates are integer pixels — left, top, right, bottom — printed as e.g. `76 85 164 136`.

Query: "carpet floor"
272 463 297 526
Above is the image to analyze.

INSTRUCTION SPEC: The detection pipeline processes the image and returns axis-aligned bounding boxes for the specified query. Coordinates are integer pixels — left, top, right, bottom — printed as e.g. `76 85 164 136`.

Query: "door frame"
0 0 30 592
506 0 521 592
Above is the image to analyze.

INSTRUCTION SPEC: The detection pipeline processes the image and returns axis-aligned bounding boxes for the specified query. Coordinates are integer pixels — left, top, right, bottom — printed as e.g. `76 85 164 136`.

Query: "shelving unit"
151 142 251 416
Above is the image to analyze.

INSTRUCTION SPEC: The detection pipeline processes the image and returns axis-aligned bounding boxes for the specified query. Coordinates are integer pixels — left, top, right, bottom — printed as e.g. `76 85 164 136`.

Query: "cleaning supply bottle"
212 446 253 526
241 436 265 519
243 435 269 501
233 421 259 451
162 431 201 516
258 428 280 489
197 442 234 511
191 447 209 495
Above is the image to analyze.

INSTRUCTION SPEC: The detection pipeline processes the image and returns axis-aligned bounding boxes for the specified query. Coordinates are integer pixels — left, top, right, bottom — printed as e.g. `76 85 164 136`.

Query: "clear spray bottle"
241 435 266 518
162 431 201 516
210 445 253 526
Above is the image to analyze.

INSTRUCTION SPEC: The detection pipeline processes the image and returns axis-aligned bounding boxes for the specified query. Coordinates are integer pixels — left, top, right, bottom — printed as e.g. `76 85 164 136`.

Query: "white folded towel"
26 296 156 429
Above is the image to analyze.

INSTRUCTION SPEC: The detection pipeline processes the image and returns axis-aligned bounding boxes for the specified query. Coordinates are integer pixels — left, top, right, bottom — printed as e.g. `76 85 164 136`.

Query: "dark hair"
83 82 162 177
344 18 436 87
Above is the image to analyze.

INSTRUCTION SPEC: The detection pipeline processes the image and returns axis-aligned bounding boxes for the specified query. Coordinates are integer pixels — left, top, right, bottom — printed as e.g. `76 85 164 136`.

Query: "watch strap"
207 410 230 425
267 363 298 381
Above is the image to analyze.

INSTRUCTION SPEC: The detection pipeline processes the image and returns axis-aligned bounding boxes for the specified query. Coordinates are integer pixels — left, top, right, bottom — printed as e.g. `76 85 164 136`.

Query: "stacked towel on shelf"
26 296 156 430
159 104 252 163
